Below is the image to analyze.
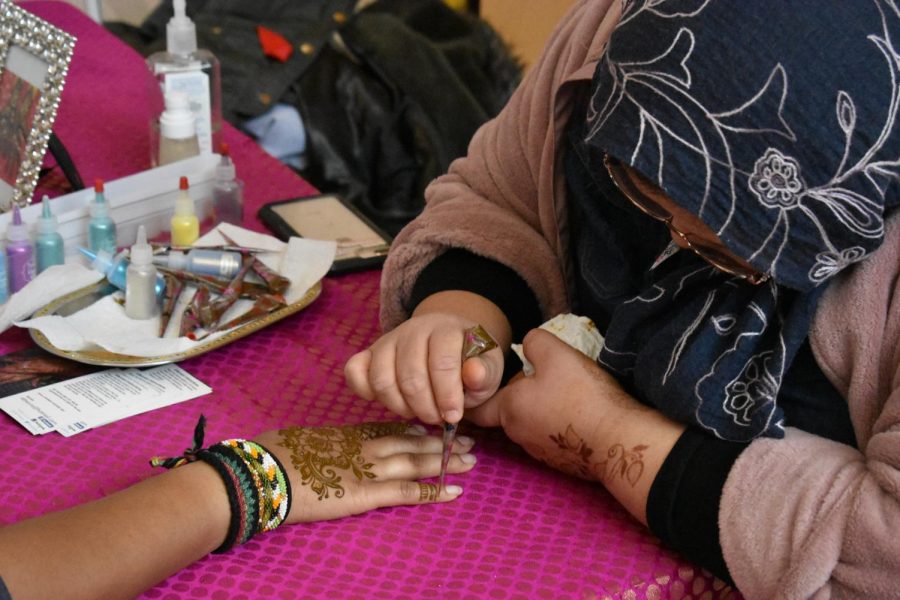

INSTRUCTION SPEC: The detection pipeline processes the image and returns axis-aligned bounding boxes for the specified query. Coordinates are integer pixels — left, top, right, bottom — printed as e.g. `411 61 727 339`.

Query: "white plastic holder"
0 154 220 260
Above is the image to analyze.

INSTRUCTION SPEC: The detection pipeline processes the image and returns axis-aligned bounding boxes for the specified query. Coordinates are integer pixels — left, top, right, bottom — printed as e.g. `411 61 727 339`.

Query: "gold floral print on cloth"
278 422 409 500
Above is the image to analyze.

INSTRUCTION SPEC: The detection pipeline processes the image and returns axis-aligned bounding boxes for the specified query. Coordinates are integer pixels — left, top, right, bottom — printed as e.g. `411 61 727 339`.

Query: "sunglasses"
603 154 769 285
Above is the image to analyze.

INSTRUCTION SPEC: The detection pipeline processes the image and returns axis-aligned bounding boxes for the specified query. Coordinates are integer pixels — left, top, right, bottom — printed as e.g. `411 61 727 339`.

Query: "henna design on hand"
548 425 647 486
417 482 439 502
278 423 408 500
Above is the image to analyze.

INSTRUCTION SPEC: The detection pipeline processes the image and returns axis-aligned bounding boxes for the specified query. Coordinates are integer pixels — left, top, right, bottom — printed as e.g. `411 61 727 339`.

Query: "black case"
258 194 392 274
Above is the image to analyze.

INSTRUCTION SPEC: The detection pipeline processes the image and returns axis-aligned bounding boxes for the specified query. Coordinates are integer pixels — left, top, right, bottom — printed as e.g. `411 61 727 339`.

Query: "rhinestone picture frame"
0 0 75 211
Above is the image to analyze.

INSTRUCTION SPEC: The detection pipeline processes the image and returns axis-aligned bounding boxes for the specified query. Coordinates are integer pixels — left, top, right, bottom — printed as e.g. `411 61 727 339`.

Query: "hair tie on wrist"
150 415 293 553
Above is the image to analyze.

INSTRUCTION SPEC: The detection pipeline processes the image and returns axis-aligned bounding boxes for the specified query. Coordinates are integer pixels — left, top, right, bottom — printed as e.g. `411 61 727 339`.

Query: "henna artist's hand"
345 304 507 425
466 329 685 524
466 329 628 465
254 421 477 523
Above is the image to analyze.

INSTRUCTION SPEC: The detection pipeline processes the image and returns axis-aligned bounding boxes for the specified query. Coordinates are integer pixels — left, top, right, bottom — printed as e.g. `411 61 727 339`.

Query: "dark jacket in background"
111 0 521 234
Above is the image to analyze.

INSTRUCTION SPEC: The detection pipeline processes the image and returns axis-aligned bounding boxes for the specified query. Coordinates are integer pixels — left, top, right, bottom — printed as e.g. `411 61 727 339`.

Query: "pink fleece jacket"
380 0 900 596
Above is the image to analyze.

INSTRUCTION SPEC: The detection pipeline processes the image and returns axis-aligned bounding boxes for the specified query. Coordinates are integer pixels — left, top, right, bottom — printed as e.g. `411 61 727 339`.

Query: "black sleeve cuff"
646 427 748 585
408 248 543 344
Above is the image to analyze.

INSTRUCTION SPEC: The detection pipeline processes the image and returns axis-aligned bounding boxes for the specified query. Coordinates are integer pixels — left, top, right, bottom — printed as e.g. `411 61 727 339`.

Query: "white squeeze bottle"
125 225 160 320
146 0 222 160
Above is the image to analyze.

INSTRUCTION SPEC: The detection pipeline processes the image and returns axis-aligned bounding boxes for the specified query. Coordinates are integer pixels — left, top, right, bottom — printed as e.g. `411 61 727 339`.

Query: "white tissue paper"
15 224 336 357
512 313 605 376
0 263 103 334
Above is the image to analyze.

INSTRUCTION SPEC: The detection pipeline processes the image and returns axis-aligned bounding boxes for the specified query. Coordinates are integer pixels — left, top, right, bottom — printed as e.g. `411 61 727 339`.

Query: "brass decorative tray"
28 279 323 367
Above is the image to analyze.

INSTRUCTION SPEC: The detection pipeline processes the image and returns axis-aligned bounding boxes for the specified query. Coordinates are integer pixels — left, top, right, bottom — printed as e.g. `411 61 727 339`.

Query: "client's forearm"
0 462 229 600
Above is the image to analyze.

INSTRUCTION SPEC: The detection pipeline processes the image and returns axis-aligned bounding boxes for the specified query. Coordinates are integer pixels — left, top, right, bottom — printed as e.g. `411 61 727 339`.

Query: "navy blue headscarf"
580 0 900 441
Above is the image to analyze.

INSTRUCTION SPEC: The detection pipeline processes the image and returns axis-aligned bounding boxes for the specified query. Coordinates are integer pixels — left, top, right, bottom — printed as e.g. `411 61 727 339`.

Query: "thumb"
464 383 511 428
461 348 503 406
344 349 374 400
519 328 564 373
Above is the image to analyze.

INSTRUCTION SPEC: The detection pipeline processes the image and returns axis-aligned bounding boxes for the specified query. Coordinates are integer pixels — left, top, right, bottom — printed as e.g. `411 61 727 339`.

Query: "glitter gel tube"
0 249 8 304
35 195 65 273
125 225 160 320
153 248 242 278
79 246 166 299
6 204 35 293
88 179 117 255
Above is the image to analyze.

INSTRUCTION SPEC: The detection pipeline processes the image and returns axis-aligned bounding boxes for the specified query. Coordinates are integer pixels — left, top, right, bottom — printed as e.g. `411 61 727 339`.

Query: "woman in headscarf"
345 0 900 596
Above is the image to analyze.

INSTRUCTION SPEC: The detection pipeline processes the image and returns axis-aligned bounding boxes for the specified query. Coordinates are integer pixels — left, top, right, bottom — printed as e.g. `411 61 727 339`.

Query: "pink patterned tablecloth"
0 4 740 598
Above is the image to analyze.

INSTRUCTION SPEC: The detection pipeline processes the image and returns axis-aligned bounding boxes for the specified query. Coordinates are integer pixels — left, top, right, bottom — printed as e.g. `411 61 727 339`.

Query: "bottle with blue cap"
35 195 65 273
79 246 166 299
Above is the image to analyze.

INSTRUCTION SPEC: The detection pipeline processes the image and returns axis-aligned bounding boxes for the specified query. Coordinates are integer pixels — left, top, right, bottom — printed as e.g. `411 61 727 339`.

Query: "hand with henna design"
254 421 477 523
0 421 477 600
467 329 685 525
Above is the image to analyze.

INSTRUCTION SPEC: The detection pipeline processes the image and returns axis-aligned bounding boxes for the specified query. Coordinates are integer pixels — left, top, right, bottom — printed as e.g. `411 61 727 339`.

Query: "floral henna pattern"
549 425 647 487
278 423 408 500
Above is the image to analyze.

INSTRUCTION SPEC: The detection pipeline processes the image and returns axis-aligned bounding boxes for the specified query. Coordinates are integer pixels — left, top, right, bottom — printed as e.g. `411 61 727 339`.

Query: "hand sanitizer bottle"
170 176 199 246
157 90 200 166
6 204 35 293
146 0 222 159
126 225 160 320
212 142 243 226
35 195 65 273
88 179 117 255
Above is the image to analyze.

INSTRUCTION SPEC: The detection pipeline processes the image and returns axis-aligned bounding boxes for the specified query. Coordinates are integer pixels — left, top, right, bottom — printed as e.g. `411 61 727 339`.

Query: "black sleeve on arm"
408 248 543 344
0 575 11 600
646 427 748 585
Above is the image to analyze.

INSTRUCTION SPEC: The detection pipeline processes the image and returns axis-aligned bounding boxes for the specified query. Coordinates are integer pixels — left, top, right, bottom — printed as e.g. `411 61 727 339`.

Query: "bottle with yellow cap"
170 176 199 246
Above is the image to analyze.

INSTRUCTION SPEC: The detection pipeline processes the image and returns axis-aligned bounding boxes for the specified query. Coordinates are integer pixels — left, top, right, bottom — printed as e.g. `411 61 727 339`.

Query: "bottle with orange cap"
170 175 199 246
88 178 117 255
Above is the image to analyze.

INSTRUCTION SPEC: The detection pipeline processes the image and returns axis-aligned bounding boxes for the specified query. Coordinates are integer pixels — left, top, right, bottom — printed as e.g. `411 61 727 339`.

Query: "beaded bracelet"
151 415 292 553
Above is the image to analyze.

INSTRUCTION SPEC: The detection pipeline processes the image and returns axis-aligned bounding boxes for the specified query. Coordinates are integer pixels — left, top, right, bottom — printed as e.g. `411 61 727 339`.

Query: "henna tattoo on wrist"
548 425 647 487
277 422 409 501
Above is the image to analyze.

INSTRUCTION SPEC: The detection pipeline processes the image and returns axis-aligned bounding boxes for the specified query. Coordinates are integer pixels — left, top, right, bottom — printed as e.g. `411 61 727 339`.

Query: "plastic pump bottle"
6 204 35 293
88 179 117 255
146 0 222 158
79 246 166 299
158 90 200 166
212 142 243 226
125 225 160 320
170 176 199 246
154 248 242 278
35 195 65 273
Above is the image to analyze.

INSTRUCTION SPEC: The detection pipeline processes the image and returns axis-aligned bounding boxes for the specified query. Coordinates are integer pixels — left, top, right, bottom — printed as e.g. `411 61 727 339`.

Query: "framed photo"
0 1 75 211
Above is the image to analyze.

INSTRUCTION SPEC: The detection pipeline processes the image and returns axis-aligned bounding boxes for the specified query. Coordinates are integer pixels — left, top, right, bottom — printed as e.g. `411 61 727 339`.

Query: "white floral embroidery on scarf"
809 246 867 282
748 149 805 209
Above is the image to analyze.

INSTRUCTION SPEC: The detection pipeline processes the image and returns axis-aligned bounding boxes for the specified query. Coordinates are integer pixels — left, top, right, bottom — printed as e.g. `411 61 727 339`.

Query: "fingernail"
444 485 463 496
442 409 461 423
456 435 475 447
460 453 477 465
407 424 427 435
